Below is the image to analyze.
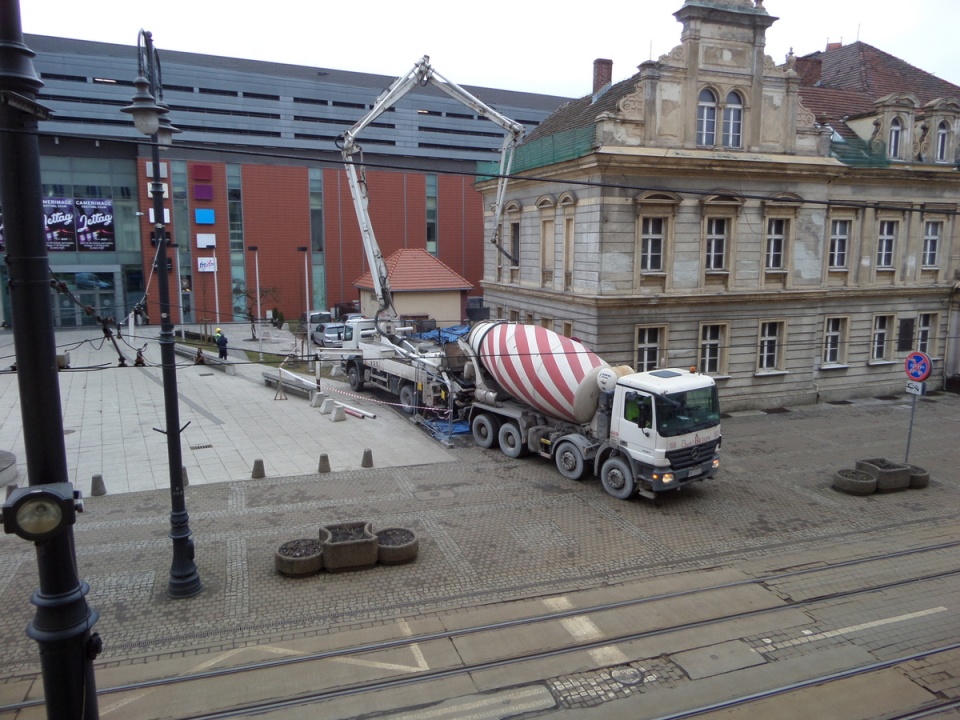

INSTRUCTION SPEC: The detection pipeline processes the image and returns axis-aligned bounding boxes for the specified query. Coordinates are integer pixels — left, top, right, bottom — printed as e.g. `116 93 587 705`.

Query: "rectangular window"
425 174 438 256
561 321 573 338
640 217 664 271
699 323 727 375
922 221 941 267
758 321 783 371
829 219 849 269
765 218 786 270
540 218 555 285
722 106 742 148
509 221 520 267
697 105 716 147
705 218 726 270
823 317 847 365
877 220 897 269
563 216 575 291
872 315 893 361
917 313 936 355
635 326 662 372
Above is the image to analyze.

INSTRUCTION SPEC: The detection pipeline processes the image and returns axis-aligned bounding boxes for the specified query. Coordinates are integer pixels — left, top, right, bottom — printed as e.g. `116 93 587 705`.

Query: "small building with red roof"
353 248 473 328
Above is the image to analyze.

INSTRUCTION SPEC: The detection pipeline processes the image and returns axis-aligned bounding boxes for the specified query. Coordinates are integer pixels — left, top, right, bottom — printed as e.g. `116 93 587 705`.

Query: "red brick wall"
437 174 484 301
187 162 230 325
136 158 178 325
241 165 311 322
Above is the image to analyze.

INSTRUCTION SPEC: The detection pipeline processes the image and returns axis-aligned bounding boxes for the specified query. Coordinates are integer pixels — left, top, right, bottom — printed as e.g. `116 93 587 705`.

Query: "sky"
18 0 960 99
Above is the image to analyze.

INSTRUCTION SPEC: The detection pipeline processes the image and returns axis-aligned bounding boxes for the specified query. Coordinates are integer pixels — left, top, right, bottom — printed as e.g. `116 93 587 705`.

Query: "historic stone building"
480 0 960 411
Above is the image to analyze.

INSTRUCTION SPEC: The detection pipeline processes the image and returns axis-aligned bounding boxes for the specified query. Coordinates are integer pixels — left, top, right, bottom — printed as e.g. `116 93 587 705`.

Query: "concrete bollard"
91 474 107 497
318 453 331 473
181 466 189 487
252 458 265 479
319 398 335 415
5 483 18 499
329 406 346 422
361 448 373 468
310 392 326 408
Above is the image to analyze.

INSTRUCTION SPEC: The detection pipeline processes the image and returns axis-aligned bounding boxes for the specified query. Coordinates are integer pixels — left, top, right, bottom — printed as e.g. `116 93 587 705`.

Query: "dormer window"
722 92 743 148
888 117 902 159
697 89 717 146
936 121 949 162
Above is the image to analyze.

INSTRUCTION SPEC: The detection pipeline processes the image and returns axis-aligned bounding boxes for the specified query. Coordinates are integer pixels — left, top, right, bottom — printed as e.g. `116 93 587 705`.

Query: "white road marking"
543 596 629 665
763 607 948 651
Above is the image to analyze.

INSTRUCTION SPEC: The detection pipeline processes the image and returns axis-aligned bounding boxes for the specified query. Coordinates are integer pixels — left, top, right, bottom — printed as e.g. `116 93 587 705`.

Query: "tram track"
5 537 960 718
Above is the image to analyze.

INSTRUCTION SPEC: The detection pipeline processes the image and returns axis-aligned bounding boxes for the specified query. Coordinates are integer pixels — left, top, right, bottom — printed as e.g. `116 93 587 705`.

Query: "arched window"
697 89 717 147
936 121 949 162
722 91 743 148
888 117 902 159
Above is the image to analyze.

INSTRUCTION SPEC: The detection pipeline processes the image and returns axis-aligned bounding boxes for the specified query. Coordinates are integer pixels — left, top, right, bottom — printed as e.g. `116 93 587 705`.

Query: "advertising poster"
44 197 77 252
76 198 115 252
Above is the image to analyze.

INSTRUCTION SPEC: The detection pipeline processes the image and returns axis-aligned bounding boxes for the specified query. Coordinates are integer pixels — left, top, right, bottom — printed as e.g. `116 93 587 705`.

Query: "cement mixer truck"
457 321 721 500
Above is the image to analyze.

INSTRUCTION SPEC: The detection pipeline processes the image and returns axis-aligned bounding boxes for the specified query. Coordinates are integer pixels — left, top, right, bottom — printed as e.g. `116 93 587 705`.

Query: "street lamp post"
247 246 262 360
122 29 202 598
0 4 102 717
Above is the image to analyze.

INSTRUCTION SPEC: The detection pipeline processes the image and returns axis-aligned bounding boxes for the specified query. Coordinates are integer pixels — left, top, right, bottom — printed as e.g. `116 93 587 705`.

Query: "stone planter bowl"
909 465 930 489
375 528 419 565
275 533 327 577
321 521 378 572
832 469 876 496
855 458 910 493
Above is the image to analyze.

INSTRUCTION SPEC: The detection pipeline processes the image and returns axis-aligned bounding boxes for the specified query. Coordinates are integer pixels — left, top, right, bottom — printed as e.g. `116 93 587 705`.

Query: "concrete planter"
321 521 378 572
909 465 930 489
375 528 419 565
832 469 877 496
275 533 326 577
855 458 910 493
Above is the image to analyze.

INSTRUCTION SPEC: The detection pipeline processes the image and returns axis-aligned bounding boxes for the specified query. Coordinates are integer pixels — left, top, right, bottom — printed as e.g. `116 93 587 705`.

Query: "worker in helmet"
214 327 228 359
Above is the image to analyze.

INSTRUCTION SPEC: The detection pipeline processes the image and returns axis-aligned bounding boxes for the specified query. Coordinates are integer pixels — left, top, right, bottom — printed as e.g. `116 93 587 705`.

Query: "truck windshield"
654 386 720 437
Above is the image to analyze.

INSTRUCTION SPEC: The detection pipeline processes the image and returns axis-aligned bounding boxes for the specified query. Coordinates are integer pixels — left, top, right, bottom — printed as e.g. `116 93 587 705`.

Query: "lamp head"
121 75 165 137
2 483 81 542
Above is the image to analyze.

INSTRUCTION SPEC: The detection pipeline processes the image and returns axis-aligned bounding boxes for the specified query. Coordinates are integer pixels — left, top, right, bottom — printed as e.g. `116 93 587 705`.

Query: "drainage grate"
763 407 790 414
190 444 213 450
874 395 900 401
827 400 853 405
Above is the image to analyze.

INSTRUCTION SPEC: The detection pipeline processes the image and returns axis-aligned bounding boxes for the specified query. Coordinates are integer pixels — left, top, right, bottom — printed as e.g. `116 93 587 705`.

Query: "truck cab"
603 368 721 498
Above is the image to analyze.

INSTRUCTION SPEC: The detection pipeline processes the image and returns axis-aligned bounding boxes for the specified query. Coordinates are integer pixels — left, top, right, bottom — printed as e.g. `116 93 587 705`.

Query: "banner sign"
75 198 115 252
197 257 217 272
44 197 77 251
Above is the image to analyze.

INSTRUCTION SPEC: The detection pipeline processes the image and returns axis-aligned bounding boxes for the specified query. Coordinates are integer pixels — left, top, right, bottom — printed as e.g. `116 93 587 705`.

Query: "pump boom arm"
337 56 525 324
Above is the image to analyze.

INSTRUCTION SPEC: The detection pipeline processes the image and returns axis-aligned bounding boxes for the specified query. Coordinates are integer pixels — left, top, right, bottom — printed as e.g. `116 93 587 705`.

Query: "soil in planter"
378 528 415 546
278 538 322 558
329 525 369 542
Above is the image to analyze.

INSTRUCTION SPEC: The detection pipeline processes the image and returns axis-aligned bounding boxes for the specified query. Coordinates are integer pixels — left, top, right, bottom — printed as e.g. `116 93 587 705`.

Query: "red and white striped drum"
468 321 609 424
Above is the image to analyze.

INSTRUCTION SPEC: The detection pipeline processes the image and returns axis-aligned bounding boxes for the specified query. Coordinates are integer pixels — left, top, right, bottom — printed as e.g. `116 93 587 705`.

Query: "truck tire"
347 364 365 392
555 441 586 481
498 421 528 458
472 413 500 449
600 457 635 500
399 384 416 415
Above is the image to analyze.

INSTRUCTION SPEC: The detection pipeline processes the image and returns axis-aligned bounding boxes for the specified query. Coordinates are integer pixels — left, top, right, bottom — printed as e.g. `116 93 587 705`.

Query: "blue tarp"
409 325 471 345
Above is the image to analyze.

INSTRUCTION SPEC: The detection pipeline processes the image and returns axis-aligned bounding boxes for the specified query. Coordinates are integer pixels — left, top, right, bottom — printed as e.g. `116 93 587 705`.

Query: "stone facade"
480 0 960 412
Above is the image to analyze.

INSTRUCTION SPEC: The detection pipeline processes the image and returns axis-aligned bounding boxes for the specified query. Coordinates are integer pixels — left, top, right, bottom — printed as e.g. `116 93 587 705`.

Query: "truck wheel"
600 457 635 500
498 421 528 458
555 441 586 481
399 384 416 415
347 365 365 392
472 414 500 449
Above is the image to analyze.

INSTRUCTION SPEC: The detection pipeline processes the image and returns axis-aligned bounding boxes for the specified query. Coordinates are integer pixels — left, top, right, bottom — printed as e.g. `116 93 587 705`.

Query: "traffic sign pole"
903 351 932 464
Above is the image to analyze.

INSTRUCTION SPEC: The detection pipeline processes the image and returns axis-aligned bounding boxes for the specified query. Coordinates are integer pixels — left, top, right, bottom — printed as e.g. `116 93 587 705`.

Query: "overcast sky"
19 0 960 99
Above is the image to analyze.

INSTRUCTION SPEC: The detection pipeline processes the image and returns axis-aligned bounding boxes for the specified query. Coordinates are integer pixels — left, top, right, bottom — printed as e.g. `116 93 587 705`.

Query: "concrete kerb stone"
329 406 346 422
319 398 336 415
91 474 107 496
318 453 331 473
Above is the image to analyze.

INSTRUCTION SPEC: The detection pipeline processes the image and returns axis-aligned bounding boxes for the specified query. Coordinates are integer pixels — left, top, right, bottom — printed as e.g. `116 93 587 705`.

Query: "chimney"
593 58 613 93
795 56 822 86
826 41 842 51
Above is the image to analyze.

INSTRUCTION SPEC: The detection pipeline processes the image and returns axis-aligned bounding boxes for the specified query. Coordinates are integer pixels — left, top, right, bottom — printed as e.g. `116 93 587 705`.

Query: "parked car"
300 309 332 328
311 322 345 347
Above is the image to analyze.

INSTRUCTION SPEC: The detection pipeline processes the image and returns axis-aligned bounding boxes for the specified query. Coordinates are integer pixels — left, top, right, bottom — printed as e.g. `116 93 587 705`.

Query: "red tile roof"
353 248 473 293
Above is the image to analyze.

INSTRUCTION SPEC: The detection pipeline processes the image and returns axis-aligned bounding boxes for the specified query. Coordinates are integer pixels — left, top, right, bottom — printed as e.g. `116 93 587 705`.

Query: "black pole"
140 31 202 598
0 2 101 718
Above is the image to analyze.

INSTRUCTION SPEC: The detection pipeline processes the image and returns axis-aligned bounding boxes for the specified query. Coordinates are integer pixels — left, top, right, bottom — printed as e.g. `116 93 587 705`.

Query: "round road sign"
905 351 932 381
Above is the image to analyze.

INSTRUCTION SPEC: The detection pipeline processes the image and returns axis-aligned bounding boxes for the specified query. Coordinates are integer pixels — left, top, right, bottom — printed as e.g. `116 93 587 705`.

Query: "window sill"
754 369 789 377
828 267 849 273
876 267 895 273
819 364 850 371
764 269 787 275
710 374 731 381
868 360 896 366
920 266 940 271
705 270 729 275
640 271 667 277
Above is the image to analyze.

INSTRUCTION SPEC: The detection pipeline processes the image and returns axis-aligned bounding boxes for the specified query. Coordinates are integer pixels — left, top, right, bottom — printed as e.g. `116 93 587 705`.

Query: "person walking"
215 327 229 360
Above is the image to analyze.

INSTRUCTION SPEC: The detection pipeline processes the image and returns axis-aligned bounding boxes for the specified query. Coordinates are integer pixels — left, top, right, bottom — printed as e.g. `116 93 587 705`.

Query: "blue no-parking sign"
905 351 932 382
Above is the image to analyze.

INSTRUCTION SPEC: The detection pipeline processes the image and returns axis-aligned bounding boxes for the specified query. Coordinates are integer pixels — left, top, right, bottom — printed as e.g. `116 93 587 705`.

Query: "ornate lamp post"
122 30 201 598
0 3 101 716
